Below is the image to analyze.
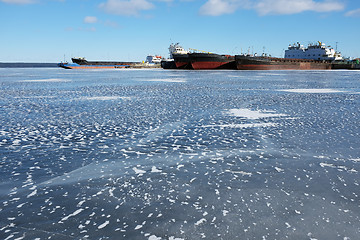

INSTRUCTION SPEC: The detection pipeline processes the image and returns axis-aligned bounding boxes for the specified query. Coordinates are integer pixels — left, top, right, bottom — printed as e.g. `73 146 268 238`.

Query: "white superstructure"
285 42 342 61
168 43 189 59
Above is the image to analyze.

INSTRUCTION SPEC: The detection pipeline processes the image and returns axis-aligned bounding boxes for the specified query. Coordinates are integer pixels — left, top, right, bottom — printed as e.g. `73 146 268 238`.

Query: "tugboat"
169 43 192 69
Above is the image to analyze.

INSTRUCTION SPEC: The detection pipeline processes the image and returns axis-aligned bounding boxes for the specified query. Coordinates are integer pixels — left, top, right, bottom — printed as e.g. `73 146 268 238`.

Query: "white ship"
285 41 343 61
145 55 163 64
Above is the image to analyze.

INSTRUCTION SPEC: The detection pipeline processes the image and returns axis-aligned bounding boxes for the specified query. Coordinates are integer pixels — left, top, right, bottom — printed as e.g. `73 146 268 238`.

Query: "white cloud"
255 0 345 15
345 8 360 17
84 16 98 24
199 0 345 16
99 0 155 16
1 0 36 4
199 0 240 16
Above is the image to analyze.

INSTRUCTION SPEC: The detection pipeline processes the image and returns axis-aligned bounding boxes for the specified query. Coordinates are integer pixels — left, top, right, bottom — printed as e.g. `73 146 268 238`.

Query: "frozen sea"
0 68 359 240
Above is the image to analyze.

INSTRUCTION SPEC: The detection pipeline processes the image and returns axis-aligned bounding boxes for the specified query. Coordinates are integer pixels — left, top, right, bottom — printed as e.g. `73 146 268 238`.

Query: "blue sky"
1 0 359 62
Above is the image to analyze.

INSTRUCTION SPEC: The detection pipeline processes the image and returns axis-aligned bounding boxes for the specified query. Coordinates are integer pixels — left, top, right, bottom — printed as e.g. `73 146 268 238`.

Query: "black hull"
72 58 139 66
172 54 192 69
161 60 177 69
189 53 236 70
332 61 360 70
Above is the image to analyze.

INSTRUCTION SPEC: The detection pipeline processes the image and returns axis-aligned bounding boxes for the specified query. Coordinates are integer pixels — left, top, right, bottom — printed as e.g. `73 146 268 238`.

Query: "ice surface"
0 68 359 239
78 96 131 101
20 78 71 82
143 78 187 83
279 88 347 93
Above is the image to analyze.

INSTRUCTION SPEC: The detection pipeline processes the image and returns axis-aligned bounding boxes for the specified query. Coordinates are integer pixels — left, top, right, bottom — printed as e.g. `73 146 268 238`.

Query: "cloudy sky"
0 0 359 62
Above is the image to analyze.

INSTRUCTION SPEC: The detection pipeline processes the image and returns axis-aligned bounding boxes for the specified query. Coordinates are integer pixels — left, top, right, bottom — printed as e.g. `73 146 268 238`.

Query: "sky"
0 0 360 62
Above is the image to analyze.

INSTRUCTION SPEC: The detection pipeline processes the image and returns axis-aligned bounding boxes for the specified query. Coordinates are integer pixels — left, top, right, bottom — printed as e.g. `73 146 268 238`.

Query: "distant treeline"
0 63 58 68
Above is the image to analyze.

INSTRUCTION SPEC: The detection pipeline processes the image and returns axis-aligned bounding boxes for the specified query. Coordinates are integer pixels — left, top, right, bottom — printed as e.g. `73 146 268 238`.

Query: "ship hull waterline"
59 64 130 69
191 61 236 70
189 53 236 70
235 56 332 70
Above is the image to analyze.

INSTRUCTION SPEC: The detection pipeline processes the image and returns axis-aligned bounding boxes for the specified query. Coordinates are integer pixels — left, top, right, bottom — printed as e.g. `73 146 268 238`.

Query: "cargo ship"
235 42 341 70
169 44 236 70
58 57 137 69
71 57 138 66
58 57 163 69
235 55 332 70
189 52 236 70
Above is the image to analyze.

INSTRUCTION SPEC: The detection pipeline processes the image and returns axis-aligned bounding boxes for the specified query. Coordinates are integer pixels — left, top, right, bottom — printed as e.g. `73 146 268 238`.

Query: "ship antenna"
335 42 338 52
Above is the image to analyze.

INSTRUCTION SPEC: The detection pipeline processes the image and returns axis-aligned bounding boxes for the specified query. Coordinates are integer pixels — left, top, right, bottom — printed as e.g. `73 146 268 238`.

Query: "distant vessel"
235 41 341 70
58 57 163 69
332 58 360 70
145 55 163 64
285 41 342 61
71 57 138 66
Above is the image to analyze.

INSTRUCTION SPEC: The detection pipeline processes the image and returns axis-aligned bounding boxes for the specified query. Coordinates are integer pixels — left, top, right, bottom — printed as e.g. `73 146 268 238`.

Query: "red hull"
191 61 232 70
175 62 188 69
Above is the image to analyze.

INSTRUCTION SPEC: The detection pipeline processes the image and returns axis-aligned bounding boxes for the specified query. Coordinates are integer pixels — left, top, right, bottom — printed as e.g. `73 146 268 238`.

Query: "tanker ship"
170 45 236 70
235 41 342 70
189 52 236 70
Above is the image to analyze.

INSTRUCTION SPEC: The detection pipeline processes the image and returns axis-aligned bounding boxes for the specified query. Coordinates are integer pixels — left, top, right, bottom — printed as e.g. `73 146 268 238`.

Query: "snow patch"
225 108 286 119
279 88 346 94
